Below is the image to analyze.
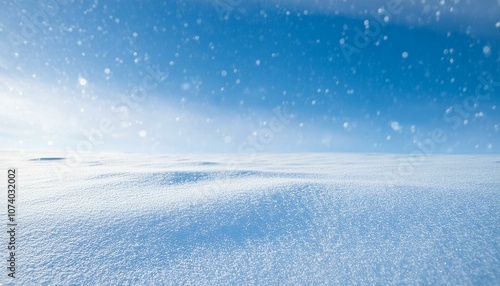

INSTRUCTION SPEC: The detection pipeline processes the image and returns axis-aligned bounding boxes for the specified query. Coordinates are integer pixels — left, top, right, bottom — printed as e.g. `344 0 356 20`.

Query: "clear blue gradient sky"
0 0 499 154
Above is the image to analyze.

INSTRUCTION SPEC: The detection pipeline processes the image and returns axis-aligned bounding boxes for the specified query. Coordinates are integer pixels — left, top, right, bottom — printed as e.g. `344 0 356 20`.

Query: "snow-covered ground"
1 151 499 285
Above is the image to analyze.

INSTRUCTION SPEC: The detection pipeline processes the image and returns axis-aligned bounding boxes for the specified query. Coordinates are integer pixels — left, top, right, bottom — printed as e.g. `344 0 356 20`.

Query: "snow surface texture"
1 152 499 285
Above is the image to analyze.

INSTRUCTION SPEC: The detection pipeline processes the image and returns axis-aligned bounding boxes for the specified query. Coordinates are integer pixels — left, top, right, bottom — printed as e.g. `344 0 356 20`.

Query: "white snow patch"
1 152 499 285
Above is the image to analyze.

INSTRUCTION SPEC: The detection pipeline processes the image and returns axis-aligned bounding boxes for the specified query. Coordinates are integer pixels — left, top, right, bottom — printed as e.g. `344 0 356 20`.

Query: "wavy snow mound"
1 152 499 285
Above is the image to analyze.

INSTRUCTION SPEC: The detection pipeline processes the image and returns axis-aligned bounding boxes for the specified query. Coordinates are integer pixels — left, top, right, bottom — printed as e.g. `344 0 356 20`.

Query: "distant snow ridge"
2 152 499 285
28 157 66 161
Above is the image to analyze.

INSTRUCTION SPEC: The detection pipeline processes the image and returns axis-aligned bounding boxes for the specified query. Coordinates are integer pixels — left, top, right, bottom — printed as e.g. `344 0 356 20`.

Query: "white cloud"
250 0 500 37
0 74 302 153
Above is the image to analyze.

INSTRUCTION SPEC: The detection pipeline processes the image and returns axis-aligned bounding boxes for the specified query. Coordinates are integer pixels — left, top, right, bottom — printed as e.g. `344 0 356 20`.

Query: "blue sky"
0 0 499 154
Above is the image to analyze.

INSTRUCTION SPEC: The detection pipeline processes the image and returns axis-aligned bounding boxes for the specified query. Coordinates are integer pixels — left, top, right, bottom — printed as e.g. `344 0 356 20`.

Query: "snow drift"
1 151 499 285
